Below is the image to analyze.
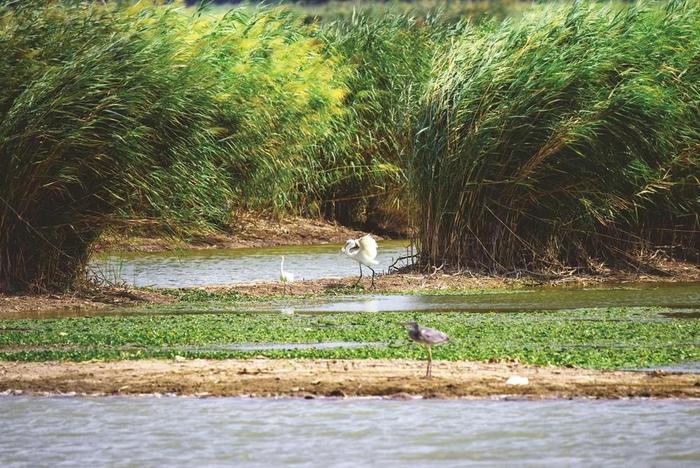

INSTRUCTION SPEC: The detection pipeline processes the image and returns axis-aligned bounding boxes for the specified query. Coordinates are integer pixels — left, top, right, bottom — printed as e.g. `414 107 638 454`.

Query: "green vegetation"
415 1 700 272
1 1 698 292
0 1 436 291
226 0 529 25
0 2 239 290
1 307 698 369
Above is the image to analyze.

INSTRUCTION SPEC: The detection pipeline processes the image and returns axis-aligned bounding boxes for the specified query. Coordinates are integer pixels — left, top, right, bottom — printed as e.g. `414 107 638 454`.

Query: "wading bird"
341 234 379 288
279 256 295 295
405 321 449 378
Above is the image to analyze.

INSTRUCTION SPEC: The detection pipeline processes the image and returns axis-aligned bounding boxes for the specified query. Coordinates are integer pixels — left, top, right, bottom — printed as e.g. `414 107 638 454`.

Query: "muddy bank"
0 359 698 399
94 213 372 253
0 288 173 315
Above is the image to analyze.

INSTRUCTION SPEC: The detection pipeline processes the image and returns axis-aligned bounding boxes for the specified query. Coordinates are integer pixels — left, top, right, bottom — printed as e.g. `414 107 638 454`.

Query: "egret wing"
357 234 378 260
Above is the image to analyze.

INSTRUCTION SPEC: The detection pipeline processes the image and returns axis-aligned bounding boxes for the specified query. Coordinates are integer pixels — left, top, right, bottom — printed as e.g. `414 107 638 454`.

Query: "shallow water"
3 282 699 321
293 282 700 313
1 397 699 467
90 240 413 288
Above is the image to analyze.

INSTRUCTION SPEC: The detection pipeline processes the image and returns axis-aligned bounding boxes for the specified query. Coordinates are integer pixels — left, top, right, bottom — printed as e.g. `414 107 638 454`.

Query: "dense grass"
315 14 444 230
205 0 531 25
414 1 700 272
0 2 239 290
1 2 430 290
1 307 698 368
0 1 446 291
1 1 698 291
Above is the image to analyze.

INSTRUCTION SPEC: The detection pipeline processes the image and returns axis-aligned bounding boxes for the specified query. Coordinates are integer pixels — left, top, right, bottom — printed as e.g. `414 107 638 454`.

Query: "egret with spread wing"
341 234 379 288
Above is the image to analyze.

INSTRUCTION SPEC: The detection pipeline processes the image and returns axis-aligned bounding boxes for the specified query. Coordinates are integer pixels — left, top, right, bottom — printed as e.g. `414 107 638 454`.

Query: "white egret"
341 234 379 288
279 256 295 295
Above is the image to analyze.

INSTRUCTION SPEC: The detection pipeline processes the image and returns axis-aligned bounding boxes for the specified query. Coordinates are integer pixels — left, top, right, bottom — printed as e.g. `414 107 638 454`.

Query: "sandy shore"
1 359 698 399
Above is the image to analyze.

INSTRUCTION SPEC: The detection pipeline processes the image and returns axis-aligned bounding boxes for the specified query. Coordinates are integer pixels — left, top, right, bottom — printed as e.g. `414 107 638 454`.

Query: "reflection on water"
296 282 700 313
631 361 700 373
90 240 412 288
2 282 699 321
1 397 699 467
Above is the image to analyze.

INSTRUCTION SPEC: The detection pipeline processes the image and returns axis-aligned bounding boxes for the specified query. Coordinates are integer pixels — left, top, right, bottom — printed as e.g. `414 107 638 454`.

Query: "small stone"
174 355 186 362
506 375 529 386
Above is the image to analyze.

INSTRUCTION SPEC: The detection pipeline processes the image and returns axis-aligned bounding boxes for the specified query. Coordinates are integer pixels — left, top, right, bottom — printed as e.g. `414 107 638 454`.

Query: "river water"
1 397 698 467
8 246 700 466
90 241 413 288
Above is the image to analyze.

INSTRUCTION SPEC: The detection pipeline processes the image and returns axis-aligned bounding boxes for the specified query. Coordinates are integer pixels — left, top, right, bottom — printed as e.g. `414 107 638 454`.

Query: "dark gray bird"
404 321 449 378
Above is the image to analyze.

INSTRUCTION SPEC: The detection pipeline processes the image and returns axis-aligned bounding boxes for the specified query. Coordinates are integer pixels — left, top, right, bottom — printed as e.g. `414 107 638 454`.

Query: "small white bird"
341 234 379 288
279 256 295 295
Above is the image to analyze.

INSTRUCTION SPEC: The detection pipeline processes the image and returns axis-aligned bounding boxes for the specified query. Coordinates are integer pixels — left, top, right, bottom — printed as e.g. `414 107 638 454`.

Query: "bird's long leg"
283 283 287 296
353 264 363 287
368 266 376 289
426 345 433 379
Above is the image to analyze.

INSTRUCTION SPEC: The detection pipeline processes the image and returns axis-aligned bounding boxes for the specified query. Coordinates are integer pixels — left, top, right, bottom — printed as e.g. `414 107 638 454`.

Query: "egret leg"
283 282 287 296
368 266 376 289
426 345 433 379
353 264 363 287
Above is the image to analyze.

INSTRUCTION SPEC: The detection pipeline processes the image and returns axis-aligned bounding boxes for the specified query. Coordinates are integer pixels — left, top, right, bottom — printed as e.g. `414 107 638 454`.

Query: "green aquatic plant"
1 307 697 369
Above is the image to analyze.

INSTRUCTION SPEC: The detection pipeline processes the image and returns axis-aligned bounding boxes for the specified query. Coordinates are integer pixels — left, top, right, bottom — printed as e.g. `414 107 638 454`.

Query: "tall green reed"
0 1 234 290
316 13 447 231
413 1 699 272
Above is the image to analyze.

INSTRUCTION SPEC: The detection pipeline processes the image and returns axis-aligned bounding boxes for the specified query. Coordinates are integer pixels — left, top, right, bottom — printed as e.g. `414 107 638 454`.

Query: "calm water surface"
4 282 699 320
1 397 699 467
91 241 413 288
295 282 700 313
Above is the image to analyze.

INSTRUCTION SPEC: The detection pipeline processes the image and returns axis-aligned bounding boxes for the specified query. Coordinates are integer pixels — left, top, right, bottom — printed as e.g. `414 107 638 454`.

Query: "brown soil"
1 359 697 399
0 288 174 316
94 212 371 253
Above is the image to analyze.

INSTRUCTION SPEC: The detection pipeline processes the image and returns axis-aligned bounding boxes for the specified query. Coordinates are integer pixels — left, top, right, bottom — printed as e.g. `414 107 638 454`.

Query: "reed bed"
1 1 697 291
315 13 443 229
0 1 434 291
0 2 238 290
414 1 700 273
